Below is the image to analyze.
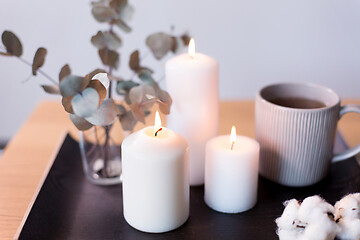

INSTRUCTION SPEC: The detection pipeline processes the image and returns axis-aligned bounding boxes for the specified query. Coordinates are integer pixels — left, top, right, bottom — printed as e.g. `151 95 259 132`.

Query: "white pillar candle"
166 38 219 186
121 112 189 233
205 126 260 213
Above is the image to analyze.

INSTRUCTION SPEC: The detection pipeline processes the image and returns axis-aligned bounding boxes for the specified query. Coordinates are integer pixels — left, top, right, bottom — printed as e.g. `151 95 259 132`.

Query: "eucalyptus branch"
17 56 58 85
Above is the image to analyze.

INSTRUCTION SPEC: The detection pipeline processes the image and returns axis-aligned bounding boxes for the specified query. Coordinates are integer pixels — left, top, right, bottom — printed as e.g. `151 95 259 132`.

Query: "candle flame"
188 38 195 58
154 111 162 136
230 126 236 150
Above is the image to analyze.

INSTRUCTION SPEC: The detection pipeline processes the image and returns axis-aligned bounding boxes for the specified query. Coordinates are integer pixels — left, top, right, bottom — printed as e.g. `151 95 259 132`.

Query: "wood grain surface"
0 99 359 239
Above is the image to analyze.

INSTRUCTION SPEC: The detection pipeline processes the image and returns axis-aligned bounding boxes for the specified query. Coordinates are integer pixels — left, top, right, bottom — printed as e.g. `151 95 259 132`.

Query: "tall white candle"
121 112 189 233
166 38 219 186
205 126 260 213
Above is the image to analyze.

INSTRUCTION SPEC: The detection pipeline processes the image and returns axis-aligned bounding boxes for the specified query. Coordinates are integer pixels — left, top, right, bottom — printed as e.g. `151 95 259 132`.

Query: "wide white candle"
121 112 189 233
205 126 260 213
166 38 219 186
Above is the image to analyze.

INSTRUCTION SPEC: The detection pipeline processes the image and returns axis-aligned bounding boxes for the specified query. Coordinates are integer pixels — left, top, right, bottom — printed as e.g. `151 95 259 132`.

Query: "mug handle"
332 104 360 162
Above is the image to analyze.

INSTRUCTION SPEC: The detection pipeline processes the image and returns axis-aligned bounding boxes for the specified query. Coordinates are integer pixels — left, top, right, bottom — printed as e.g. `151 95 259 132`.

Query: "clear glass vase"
78 123 125 186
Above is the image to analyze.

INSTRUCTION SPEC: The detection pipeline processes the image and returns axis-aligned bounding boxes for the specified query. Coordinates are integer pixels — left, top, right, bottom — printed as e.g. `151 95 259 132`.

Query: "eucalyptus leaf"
129 50 140 72
119 110 137 131
98 48 119 69
71 88 100 118
146 32 173 59
118 4 134 22
86 68 107 80
62 96 74 114
129 102 145 124
59 64 71 82
60 75 90 97
91 5 117 22
1 31 22 57
157 89 172 114
92 72 110 89
32 47 47 75
129 84 155 104
124 92 131 105
86 99 119 126
116 104 126 115
91 31 122 51
114 19 131 33
110 0 127 12
70 114 93 131
41 84 60 95
116 80 139 95
88 80 106 107
138 69 153 84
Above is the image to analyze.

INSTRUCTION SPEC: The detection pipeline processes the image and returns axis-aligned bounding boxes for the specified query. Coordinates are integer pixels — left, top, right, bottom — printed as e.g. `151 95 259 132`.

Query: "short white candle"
166 38 219 186
122 112 189 233
204 126 260 213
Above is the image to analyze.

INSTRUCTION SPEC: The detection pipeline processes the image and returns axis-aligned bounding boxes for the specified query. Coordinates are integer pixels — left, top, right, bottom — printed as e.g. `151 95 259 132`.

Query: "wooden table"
0 100 359 239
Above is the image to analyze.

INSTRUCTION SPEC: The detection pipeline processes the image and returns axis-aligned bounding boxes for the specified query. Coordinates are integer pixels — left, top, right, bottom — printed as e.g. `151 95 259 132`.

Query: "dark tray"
19 134 360 240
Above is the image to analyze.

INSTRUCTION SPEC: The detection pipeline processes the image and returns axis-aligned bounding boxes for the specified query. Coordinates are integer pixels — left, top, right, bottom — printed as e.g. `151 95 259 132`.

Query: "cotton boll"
298 196 335 224
336 218 360 240
335 193 360 240
297 196 338 240
276 196 338 240
276 199 303 240
276 199 301 230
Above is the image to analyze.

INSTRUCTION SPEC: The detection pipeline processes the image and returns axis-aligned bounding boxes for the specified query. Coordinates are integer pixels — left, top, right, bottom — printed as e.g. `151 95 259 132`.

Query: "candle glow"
230 126 236 150
154 111 162 136
188 38 195 58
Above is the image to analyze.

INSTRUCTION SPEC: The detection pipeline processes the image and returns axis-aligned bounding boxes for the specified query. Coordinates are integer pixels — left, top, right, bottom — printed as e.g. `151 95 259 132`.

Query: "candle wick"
231 141 235 150
155 128 163 137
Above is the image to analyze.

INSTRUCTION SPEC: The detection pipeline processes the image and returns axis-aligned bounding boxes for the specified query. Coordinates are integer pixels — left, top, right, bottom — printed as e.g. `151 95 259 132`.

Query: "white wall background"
0 0 359 141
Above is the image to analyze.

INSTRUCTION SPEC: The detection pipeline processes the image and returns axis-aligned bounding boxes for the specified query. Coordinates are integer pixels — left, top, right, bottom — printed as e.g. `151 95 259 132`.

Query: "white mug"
255 83 360 187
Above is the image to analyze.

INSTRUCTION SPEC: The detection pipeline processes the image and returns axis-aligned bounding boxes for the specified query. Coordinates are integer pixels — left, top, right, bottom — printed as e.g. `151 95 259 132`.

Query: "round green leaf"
98 48 119 69
116 80 139 95
129 102 145 124
70 114 93 131
129 84 155 104
1 31 22 57
71 88 100 118
129 50 140 72
91 5 116 22
32 47 47 76
86 99 119 126
146 32 173 60
91 31 122 51
86 68 107 80
59 64 71 82
92 72 110 89
157 90 172 115
62 96 74 114
88 80 107 107
60 75 90 97
119 110 137 131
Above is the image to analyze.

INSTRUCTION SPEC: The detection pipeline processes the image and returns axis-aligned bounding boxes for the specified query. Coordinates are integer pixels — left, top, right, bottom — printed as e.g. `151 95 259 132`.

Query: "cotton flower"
334 193 360 240
276 196 338 240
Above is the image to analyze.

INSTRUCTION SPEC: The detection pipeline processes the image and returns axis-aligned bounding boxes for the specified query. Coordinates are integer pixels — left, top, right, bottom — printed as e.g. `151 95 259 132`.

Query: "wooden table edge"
13 131 67 240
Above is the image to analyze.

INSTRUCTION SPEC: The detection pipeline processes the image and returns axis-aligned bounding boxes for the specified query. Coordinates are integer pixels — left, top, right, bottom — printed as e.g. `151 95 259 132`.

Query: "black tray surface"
19 134 360 240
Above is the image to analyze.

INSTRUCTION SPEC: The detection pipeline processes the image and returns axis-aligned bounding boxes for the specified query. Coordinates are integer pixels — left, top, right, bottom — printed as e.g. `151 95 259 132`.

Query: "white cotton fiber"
276 196 338 240
335 193 360 240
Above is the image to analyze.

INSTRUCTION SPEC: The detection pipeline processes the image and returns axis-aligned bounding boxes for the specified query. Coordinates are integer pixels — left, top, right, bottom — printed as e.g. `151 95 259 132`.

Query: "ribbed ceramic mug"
255 83 360 187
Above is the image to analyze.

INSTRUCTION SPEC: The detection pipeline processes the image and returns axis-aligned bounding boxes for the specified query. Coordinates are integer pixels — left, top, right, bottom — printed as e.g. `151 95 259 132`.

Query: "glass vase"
78 123 125 186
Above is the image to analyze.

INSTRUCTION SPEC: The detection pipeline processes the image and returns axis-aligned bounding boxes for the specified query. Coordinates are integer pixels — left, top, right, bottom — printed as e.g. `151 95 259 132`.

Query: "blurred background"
0 0 359 143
